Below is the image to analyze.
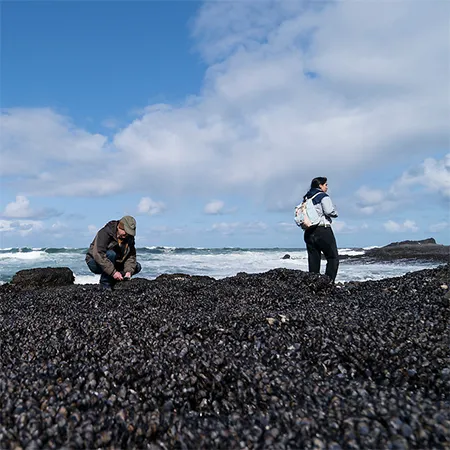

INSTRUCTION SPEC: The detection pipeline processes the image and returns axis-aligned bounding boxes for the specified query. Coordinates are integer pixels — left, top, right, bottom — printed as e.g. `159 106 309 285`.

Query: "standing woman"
303 177 339 281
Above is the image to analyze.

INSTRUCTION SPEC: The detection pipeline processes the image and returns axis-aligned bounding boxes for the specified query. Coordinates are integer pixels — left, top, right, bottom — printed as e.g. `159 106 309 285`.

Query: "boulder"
11 267 75 289
282 254 291 259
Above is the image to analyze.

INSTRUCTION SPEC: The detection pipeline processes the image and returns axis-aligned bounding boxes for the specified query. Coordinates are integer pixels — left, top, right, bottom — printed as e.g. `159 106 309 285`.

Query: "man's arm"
123 239 137 276
91 228 116 276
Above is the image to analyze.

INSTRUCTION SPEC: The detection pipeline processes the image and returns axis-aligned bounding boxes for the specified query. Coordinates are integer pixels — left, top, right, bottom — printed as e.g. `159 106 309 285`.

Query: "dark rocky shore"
1 264 449 449
345 238 450 263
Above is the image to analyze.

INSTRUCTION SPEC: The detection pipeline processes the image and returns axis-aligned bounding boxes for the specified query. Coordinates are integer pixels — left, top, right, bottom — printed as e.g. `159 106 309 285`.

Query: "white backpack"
294 192 322 230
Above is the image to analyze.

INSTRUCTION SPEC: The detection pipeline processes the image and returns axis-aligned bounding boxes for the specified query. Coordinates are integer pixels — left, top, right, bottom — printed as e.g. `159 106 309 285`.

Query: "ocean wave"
0 247 35 254
43 247 88 254
0 247 88 255
339 248 366 257
0 246 307 255
0 250 48 260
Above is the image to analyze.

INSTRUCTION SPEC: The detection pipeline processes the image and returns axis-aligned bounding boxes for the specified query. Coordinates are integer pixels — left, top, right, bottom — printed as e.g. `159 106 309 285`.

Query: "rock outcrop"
334 238 449 263
363 238 449 262
384 238 437 246
10 267 75 289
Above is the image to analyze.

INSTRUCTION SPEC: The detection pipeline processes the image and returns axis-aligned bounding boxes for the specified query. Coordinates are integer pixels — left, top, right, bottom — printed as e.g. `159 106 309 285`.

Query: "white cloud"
428 222 449 233
192 2 304 65
0 218 72 241
4 196 33 218
0 220 19 233
2 195 60 220
137 197 165 215
46 221 69 239
147 225 187 237
87 224 98 236
353 153 450 217
393 154 450 199
356 188 384 205
0 108 108 178
333 221 368 234
204 200 225 215
211 221 267 235
277 221 299 233
384 220 419 233
101 118 119 129
0 219 45 237
1 1 448 209
354 187 398 215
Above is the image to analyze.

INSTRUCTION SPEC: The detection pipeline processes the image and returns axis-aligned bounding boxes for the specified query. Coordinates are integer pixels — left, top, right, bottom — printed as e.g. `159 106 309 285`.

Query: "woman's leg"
304 230 321 273
320 228 339 281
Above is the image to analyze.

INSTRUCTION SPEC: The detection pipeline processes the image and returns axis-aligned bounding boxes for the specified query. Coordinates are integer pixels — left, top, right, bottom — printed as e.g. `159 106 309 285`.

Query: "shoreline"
1 238 448 286
1 257 445 287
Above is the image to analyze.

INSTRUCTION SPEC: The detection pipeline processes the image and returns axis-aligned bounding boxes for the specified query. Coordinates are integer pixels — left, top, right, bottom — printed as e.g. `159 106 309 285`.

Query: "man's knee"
105 250 117 263
134 262 142 275
87 259 102 275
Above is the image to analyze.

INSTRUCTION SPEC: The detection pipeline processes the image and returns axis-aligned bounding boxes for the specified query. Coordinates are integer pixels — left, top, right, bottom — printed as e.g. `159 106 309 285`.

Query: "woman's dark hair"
303 177 328 201
311 177 327 189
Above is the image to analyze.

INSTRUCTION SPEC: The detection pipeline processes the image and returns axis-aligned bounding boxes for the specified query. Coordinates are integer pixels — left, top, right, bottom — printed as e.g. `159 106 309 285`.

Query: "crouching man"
86 215 141 289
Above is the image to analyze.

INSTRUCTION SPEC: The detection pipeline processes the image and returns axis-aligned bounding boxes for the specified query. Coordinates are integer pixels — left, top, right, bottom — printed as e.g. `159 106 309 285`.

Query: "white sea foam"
74 274 99 285
0 251 48 260
144 249 310 279
339 248 366 256
144 246 177 250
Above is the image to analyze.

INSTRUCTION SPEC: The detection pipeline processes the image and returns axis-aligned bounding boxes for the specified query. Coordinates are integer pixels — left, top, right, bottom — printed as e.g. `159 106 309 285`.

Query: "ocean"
0 246 442 285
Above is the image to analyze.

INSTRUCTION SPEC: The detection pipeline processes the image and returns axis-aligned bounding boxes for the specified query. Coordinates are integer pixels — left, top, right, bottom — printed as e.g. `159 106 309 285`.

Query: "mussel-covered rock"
10 267 75 289
0 264 449 449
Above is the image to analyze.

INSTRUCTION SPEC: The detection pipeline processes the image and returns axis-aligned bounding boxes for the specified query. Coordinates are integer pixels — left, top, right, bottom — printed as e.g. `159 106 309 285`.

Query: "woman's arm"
321 196 338 217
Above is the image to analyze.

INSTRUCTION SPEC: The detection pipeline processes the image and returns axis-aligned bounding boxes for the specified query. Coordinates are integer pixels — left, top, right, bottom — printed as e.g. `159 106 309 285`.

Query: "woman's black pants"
304 226 339 281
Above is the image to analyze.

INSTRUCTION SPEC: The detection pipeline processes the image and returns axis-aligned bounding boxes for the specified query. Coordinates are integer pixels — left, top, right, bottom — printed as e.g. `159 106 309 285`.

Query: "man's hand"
124 272 131 279
113 271 123 281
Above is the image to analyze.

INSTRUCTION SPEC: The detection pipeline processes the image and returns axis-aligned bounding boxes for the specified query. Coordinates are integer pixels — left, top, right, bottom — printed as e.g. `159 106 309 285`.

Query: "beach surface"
0 263 449 449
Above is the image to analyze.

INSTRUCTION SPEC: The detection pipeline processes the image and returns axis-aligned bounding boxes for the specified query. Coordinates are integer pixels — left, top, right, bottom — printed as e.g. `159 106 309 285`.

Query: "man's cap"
120 215 136 236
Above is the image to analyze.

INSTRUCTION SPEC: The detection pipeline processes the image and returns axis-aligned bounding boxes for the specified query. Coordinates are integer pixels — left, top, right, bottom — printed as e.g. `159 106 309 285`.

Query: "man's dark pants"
304 226 339 282
87 250 142 288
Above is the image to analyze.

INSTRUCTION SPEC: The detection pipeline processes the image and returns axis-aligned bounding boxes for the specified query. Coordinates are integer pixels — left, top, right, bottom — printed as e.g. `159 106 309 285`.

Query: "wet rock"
362 238 449 262
154 273 215 282
384 238 436 246
10 267 74 289
282 254 291 259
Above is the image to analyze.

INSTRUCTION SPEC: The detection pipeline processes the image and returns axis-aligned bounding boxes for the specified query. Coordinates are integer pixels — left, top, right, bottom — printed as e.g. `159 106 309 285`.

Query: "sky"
0 0 449 249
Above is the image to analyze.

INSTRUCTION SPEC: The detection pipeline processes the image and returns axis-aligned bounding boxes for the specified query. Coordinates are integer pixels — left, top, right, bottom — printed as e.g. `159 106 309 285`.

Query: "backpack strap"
308 192 323 202
310 192 322 199
298 191 321 207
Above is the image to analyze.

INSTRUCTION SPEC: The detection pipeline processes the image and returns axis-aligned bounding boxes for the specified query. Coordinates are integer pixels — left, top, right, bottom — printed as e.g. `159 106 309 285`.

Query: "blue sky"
1 0 449 249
